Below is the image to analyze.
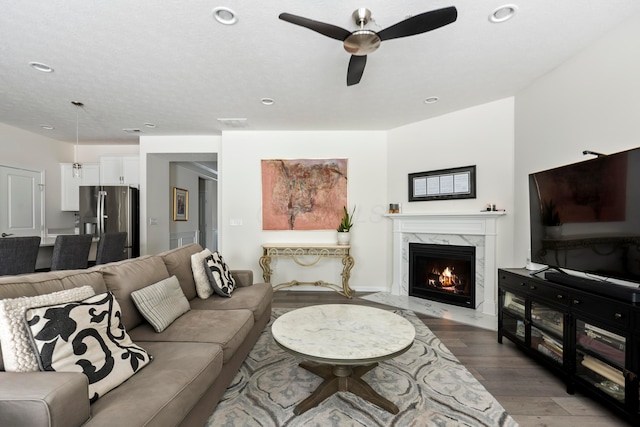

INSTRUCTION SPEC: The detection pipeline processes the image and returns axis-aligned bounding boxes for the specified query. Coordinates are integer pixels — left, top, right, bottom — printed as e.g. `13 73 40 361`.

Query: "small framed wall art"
409 165 476 202
173 187 189 221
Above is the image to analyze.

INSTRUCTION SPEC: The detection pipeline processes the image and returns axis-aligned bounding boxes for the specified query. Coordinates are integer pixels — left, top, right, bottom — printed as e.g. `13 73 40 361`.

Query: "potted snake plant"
337 205 355 245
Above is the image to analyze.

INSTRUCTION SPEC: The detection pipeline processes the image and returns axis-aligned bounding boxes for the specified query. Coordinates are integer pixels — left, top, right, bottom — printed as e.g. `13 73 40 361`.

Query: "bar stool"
50 235 93 271
0 236 41 275
95 232 128 265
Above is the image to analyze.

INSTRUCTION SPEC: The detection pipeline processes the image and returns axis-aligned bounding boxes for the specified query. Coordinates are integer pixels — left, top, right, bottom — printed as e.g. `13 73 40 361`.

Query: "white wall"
76 144 139 162
0 123 74 231
513 14 640 267
221 131 388 291
387 98 516 270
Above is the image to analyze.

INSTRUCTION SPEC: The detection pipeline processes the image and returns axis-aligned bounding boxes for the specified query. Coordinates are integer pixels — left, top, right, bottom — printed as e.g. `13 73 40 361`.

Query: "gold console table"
259 243 355 298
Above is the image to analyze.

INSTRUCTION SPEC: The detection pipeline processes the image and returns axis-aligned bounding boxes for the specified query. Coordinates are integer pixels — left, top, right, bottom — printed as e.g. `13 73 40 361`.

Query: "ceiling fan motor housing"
344 30 381 55
343 8 381 55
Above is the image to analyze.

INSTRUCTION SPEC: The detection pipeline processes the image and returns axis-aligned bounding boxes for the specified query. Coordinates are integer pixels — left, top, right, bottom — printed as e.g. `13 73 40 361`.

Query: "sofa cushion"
97 256 170 331
191 248 214 299
0 285 95 372
131 276 190 333
85 341 223 427
203 252 236 297
189 282 273 324
25 292 152 403
0 372 90 427
128 309 254 363
158 243 202 300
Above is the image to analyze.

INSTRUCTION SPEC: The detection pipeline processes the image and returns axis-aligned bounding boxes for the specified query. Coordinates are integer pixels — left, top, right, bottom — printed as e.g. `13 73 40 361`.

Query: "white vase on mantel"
337 231 350 246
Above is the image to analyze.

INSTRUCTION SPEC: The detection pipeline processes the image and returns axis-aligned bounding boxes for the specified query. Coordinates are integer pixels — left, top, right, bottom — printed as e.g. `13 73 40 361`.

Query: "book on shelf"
576 335 625 366
542 334 563 353
582 323 625 350
580 355 625 388
505 295 525 315
537 344 563 363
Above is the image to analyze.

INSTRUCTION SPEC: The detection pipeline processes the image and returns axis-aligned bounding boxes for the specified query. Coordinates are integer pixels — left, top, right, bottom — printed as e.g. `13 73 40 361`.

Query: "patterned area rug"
206 308 518 427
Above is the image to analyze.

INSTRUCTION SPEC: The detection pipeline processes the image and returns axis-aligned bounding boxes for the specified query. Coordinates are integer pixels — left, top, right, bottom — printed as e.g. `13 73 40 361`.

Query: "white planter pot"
337 231 350 246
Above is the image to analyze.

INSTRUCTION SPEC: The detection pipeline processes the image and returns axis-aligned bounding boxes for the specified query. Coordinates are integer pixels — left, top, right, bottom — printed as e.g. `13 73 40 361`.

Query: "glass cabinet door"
575 319 626 403
530 301 564 365
502 291 526 342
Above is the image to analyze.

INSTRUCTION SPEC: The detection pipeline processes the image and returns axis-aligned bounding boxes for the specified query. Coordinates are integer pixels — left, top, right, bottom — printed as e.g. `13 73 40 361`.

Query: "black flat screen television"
529 146 640 286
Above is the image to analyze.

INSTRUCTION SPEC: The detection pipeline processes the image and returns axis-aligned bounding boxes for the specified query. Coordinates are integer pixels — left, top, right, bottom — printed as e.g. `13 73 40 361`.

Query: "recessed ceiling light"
29 62 54 73
261 98 275 106
123 128 142 134
40 124 54 130
489 4 518 23
424 96 439 104
144 123 156 128
212 7 237 25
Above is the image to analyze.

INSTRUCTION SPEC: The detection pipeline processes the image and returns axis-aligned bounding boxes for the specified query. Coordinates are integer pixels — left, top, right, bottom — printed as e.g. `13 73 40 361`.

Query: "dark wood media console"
498 268 640 423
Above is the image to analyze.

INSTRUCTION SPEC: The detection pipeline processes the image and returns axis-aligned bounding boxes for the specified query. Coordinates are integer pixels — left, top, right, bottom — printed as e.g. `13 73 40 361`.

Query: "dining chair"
0 236 41 275
95 232 128 265
50 234 93 271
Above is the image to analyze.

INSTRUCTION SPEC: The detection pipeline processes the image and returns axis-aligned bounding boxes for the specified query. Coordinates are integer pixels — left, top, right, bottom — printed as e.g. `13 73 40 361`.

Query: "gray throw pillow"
130 275 190 332
24 291 152 403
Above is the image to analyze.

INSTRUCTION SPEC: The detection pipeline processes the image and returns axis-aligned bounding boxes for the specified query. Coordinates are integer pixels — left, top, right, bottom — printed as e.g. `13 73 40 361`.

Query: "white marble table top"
271 304 415 364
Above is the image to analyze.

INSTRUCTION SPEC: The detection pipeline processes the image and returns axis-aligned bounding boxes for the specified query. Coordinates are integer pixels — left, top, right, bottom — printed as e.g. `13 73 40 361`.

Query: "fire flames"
428 266 458 288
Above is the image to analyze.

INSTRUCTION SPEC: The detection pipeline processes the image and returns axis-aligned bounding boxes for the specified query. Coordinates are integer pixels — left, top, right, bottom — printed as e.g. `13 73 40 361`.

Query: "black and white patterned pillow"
24 291 152 403
203 252 236 297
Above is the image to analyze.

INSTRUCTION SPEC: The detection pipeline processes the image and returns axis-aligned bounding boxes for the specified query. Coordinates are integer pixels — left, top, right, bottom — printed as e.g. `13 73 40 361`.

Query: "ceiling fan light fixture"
29 62 54 73
424 96 439 104
489 5 518 23
212 7 237 25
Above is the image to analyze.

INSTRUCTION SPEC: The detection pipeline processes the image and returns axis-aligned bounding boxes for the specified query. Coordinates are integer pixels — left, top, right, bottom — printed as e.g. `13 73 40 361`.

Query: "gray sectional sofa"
0 243 273 427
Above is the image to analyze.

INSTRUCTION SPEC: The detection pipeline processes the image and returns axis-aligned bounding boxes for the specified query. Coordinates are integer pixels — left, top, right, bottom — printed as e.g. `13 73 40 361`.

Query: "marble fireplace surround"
387 212 505 316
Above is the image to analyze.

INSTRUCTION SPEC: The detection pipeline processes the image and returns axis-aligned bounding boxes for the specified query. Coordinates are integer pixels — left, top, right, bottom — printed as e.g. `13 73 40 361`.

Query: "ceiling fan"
279 6 458 86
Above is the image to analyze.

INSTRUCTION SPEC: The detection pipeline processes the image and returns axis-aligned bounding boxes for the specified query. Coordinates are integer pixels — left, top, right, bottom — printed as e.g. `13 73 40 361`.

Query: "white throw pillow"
131 275 190 332
24 291 152 403
191 248 214 299
0 286 95 372
203 252 236 297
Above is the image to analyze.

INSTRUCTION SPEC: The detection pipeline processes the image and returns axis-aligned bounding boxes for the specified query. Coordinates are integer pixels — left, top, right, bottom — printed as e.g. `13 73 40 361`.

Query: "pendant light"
71 101 84 178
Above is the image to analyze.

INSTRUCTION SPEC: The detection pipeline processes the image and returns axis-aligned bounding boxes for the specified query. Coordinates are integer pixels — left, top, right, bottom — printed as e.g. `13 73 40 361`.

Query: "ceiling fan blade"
377 6 457 41
347 55 367 86
279 13 351 41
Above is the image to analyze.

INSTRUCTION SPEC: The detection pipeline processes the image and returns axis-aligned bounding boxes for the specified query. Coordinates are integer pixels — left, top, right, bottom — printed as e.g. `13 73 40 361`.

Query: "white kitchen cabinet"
100 156 139 186
60 163 100 211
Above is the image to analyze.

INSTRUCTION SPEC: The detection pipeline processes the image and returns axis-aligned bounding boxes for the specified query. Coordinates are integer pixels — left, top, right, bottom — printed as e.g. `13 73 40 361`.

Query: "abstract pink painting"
261 159 348 230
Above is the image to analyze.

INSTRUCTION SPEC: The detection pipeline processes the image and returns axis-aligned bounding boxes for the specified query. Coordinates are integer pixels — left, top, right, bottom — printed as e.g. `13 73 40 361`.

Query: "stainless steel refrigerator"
79 186 139 258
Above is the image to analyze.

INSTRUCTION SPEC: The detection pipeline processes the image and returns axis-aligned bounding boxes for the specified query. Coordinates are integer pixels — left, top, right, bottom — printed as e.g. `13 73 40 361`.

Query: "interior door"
0 165 44 237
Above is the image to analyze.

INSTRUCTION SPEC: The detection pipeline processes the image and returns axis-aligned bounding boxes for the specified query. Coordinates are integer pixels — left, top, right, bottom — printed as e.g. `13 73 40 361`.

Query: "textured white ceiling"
1 1 639 143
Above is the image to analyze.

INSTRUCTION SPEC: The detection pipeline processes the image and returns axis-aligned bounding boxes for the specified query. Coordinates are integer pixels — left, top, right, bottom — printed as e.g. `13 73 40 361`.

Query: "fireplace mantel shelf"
385 211 506 219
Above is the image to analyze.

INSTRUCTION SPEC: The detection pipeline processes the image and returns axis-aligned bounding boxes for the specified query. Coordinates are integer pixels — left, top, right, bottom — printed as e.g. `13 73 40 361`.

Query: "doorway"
167 158 217 251
0 165 44 238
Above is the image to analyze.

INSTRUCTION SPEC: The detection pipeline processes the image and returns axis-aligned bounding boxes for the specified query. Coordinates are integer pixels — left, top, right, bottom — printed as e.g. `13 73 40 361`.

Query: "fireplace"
409 243 476 309
388 212 505 315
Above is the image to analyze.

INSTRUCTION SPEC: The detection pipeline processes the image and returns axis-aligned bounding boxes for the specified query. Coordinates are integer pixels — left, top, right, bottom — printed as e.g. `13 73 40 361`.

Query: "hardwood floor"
272 291 632 427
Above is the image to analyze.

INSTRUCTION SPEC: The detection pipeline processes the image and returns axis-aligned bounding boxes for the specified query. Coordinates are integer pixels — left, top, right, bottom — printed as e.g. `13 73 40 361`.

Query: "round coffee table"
271 304 415 415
